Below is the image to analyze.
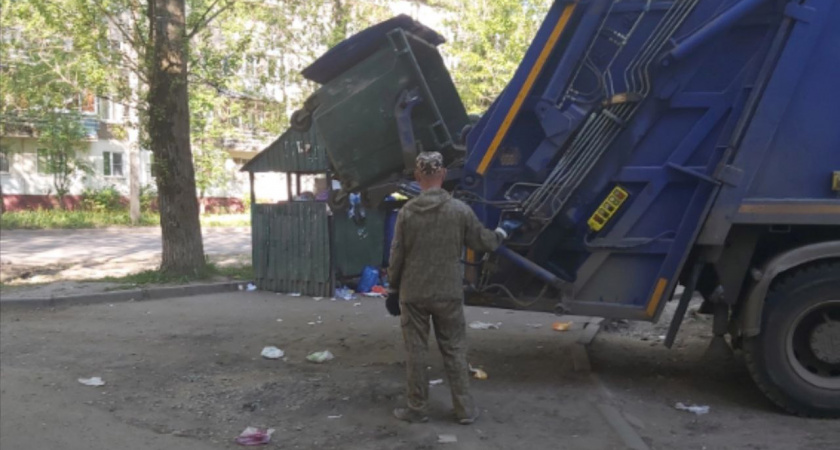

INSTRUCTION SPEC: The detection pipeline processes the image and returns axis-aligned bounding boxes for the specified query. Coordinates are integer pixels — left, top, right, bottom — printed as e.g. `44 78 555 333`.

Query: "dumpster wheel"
743 262 840 418
290 109 312 132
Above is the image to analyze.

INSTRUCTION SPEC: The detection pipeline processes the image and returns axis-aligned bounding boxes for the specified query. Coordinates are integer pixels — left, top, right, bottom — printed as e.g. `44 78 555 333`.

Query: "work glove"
496 219 523 239
386 289 401 317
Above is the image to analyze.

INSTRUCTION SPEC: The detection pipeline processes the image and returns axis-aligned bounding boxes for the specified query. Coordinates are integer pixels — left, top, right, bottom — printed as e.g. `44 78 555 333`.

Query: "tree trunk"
148 0 205 275
129 142 140 223
127 11 142 226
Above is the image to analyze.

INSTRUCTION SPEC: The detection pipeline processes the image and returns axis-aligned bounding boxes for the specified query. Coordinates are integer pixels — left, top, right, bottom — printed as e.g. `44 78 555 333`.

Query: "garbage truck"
288 0 840 417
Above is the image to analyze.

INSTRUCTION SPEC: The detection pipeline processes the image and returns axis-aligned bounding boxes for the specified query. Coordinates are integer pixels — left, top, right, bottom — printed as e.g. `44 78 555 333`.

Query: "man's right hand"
386 289 401 316
496 219 523 239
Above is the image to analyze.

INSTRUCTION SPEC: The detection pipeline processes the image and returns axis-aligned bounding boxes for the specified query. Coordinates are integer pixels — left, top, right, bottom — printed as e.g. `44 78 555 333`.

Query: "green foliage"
242 193 252 213
139 183 157 212
81 185 124 212
0 210 248 229
36 112 94 206
440 0 552 113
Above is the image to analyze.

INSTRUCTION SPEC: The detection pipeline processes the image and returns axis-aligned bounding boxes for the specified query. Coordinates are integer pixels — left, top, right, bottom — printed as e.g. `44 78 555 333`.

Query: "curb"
0 281 248 310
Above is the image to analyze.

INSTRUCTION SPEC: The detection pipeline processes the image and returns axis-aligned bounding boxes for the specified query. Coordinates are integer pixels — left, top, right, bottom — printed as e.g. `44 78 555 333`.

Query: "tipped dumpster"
292 15 470 195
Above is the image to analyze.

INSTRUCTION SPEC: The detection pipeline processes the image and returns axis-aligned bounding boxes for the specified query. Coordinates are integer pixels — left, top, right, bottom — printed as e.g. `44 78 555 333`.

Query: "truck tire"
743 262 840 417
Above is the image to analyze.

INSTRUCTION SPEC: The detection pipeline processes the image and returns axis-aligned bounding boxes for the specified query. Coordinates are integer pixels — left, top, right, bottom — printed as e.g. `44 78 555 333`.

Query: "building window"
0 149 9 173
103 151 123 177
98 98 124 123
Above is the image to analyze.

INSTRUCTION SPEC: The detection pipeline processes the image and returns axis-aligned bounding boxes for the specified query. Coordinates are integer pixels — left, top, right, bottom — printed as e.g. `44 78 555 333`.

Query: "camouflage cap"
416 151 444 175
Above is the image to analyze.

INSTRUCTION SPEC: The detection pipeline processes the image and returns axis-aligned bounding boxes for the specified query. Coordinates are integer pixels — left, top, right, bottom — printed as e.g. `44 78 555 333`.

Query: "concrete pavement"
0 227 251 266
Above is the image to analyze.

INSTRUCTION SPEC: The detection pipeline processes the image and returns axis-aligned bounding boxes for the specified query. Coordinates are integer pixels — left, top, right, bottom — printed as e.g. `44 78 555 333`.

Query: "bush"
140 184 158 213
81 185 125 212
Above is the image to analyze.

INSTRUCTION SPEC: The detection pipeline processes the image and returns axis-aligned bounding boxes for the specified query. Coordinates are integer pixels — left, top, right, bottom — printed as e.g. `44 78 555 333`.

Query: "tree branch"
89 0 139 50
125 0 148 49
187 0 234 40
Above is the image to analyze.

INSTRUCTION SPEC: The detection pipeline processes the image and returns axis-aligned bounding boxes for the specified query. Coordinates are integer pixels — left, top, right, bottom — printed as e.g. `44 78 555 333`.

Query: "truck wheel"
743 262 840 417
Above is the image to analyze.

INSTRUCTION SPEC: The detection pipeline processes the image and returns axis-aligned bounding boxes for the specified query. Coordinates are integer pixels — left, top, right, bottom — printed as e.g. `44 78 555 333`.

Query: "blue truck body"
292 0 840 416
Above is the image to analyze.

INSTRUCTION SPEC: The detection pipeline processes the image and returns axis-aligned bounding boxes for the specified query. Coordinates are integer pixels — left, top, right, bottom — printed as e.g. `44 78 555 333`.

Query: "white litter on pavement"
245 283 257 291
527 323 543 328
429 379 444 386
289 292 302 297
469 321 502 330
353 303 362 307
675 402 710 415
327 415 342 419
260 346 285 359
78 377 105 387
438 434 458 444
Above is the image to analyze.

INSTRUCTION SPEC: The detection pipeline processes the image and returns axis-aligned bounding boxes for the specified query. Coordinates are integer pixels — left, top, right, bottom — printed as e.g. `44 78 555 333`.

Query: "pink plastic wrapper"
235 427 275 446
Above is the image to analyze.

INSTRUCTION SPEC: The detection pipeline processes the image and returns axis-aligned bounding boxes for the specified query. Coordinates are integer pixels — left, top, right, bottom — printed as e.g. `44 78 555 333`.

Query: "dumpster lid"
302 14 445 85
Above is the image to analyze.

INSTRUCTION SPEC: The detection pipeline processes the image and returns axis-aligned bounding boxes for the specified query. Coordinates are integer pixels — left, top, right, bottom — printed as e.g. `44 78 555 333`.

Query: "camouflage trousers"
400 300 474 419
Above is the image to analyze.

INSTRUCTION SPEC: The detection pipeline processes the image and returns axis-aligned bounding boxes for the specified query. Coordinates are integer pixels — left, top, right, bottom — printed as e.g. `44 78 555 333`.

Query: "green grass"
100 263 253 287
199 214 250 228
0 210 159 229
0 211 250 230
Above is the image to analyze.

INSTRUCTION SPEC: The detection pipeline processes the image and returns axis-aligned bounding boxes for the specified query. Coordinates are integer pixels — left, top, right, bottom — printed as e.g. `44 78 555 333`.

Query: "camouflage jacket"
388 188 504 303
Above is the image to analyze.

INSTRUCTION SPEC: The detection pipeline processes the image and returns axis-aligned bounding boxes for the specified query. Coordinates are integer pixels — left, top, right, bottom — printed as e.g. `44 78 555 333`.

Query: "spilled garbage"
260 346 285 360
675 402 710 415
306 350 335 363
469 321 501 330
552 321 572 332
78 377 105 387
235 427 275 446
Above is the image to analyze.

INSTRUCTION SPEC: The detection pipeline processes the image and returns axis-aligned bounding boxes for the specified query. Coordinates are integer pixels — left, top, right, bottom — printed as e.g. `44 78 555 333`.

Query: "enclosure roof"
241 127 328 173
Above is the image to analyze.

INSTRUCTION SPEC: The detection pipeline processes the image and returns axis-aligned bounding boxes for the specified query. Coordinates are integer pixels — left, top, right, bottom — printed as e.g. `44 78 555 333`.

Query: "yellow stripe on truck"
646 278 669 318
476 3 576 175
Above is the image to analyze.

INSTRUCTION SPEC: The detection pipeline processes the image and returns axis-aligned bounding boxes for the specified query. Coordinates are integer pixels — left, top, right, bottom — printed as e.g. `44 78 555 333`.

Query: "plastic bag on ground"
335 287 356 301
357 266 380 293
260 346 285 359
235 427 275 446
306 350 335 363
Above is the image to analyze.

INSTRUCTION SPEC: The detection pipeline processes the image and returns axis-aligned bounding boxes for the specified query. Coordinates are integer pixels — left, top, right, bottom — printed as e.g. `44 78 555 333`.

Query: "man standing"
387 151 512 425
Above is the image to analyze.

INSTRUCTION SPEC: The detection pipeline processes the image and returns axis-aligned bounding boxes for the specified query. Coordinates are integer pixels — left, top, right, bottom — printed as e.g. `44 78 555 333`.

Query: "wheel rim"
785 300 840 390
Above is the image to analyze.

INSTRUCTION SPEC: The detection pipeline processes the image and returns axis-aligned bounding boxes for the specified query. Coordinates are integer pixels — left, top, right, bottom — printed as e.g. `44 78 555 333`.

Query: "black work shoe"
393 408 429 423
458 408 480 425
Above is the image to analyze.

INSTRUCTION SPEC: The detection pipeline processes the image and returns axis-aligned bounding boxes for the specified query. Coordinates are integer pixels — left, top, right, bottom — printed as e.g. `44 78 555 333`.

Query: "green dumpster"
297 15 469 193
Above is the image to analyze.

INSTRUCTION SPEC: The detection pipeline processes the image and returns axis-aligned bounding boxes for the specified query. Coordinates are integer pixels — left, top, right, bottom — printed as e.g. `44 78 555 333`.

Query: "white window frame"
98 97 124 123
103 151 124 177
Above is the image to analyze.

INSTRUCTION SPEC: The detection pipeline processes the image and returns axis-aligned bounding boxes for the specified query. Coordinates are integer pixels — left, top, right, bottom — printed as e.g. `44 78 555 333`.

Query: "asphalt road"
0 227 251 266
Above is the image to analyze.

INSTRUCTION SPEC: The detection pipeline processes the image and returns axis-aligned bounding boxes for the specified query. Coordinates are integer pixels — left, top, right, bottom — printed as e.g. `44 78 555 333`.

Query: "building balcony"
0 113 100 140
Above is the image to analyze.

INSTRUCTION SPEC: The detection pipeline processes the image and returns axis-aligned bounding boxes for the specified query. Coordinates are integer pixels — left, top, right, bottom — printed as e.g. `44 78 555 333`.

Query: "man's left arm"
388 210 406 290
386 211 406 316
